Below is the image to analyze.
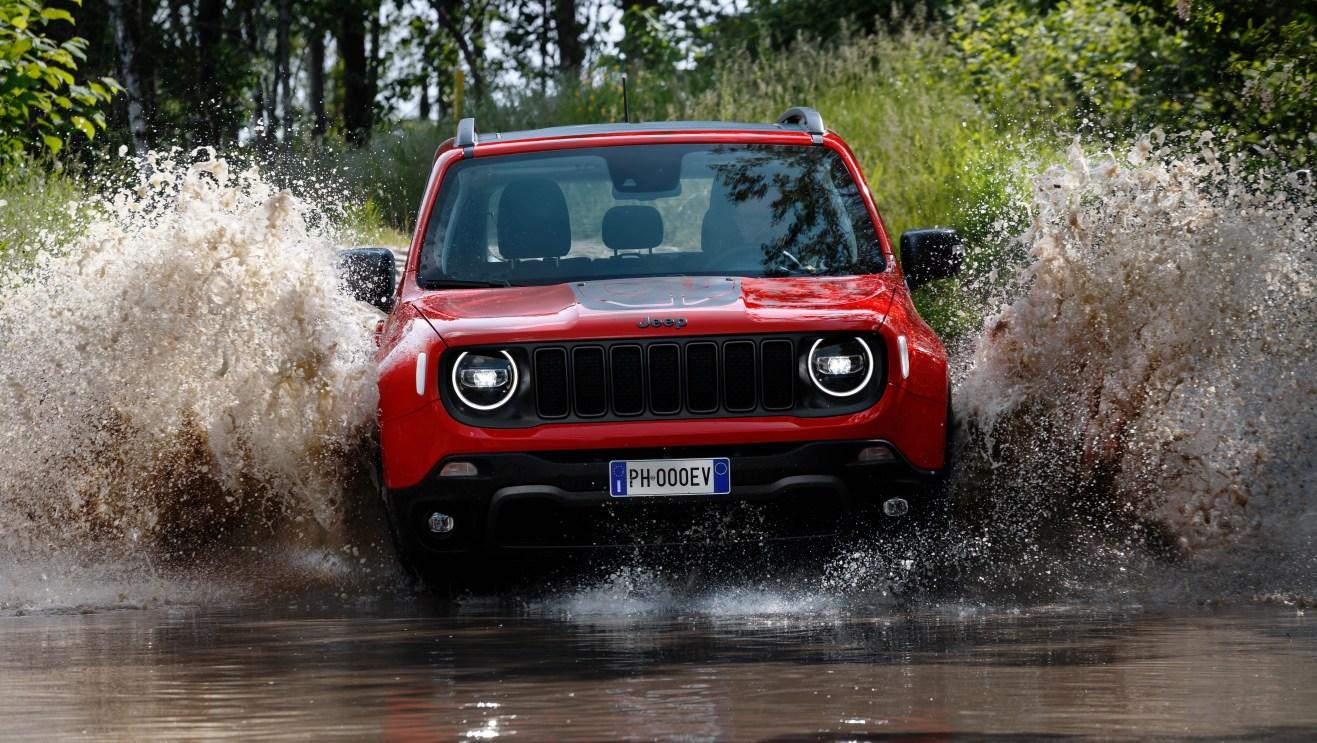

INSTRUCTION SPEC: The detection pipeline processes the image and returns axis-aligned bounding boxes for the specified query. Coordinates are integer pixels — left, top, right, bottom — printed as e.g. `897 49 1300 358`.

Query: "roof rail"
777 106 825 144
455 117 477 157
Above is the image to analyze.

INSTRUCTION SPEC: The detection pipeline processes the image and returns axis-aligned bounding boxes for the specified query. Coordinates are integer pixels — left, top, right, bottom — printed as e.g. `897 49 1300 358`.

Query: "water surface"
2 602 1312 740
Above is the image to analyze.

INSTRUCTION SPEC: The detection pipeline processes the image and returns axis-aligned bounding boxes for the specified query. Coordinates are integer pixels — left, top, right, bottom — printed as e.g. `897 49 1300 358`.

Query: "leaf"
40 132 61 154
71 115 94 140
40 8 74 24
7 37 30 60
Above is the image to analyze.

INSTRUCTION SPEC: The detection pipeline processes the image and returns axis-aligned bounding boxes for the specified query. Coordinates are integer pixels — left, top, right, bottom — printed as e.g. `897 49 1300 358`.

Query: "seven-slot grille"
533 337 796 421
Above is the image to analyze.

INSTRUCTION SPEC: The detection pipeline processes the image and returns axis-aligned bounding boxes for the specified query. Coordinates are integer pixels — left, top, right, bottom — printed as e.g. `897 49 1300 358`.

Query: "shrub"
0 0 118 167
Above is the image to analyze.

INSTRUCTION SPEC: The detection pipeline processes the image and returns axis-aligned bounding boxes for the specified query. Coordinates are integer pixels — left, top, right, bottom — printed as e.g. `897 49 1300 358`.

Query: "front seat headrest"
602 205 664 252
497 178 572 260
700 196 744 254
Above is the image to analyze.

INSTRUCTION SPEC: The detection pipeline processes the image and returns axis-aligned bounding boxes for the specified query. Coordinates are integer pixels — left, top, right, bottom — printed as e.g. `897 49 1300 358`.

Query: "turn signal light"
439 461 478 477
857 445 896 463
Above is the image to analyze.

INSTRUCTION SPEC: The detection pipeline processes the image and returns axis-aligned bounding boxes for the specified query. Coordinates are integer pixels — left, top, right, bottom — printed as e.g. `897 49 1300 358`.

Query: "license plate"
609 458 731 497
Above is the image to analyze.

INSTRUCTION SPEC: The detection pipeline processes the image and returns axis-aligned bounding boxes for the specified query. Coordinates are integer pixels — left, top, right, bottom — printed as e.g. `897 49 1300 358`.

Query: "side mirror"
337 247 397 313
899 228 964 291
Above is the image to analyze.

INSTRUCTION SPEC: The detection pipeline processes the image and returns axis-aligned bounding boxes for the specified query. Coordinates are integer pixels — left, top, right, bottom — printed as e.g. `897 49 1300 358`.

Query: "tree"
275 0 293 145
308 26 327 138
618 0 682 71
103 0 146 155
194 0 227 143
335 0 373 146
0 0 119 166
432 0 488 100
554 0 584 73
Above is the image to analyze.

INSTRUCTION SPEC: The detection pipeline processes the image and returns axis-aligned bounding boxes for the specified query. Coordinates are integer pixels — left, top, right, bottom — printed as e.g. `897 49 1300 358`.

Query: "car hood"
409 275 896 346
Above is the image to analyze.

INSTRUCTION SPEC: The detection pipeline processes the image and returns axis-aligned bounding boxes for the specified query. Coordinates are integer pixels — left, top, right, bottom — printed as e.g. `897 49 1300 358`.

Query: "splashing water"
0 152 381 610
950 132 1315 591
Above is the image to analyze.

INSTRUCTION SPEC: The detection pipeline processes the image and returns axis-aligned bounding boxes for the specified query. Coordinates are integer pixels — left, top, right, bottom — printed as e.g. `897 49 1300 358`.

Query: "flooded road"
2 601 1313 740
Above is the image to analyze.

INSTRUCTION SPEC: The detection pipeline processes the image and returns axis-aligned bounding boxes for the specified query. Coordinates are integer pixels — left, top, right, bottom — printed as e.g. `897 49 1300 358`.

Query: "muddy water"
1 602 1313 740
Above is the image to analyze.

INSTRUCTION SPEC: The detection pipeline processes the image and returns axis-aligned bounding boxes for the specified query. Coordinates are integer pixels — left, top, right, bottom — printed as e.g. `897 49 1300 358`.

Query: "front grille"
572 346 607 417
610 345 645 415
647 344 682 414
533 336 802 421
722 341 757 412
534 348 569 418
760 339 795 410
685 342 719 413
442 332 884 428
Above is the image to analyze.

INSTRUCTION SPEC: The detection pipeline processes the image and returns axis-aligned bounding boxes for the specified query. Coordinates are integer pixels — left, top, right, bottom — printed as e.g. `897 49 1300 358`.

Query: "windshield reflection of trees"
709 145 883 276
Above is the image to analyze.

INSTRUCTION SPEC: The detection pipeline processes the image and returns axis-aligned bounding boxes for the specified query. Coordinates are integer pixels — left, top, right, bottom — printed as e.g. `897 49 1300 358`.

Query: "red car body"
353 111 959 570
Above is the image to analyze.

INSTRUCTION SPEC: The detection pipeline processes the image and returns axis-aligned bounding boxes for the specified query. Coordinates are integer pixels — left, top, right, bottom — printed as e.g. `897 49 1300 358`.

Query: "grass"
0 164 88 270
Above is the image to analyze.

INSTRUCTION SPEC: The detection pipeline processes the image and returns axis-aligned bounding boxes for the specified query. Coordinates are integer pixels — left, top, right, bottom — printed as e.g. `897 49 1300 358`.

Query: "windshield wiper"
420 277 511 289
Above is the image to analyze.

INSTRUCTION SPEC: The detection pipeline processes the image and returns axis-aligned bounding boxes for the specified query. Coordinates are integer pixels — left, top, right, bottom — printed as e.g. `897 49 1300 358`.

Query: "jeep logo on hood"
637 316 687 329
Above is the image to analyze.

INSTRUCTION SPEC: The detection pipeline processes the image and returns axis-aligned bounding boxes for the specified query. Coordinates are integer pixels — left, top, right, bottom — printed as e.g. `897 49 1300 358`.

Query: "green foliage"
708 0 953 53
616 4 686 71
951 0 1316 156
0 0 118 167
0 163 86 267
951 0 1165 128
1169 0 1316 156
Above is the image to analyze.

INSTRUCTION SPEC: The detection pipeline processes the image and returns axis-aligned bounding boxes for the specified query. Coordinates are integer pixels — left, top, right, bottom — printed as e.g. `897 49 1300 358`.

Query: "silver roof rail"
777 106 825 144
456 117 477 157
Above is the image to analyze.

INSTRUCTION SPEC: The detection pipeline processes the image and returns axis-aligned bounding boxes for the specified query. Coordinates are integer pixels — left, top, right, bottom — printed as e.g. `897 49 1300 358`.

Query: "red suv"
340 107 962 585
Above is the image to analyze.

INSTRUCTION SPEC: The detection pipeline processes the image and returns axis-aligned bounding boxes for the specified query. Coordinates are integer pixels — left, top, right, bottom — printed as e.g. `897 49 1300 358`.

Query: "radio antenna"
622 74 630 123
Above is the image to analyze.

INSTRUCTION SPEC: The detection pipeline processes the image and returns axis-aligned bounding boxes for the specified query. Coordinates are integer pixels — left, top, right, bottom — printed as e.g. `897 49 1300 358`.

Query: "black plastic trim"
438 332 886 429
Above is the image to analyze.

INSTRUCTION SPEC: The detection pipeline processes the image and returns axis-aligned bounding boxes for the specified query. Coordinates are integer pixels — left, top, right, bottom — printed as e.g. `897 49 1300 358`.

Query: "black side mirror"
338 247 397 313
899 228 964 291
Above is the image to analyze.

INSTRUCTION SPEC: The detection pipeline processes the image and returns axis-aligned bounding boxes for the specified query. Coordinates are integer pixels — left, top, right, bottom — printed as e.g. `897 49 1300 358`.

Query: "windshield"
417 143 885 288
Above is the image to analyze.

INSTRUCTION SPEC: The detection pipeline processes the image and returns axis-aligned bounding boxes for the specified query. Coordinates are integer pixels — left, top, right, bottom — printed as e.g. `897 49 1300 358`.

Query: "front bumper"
386 439 939 555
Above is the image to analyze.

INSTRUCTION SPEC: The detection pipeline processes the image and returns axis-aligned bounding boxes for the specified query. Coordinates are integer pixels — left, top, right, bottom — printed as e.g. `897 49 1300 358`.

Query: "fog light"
439 461 477 477
427 512 456 534
883 498 909 517
857 445 896 463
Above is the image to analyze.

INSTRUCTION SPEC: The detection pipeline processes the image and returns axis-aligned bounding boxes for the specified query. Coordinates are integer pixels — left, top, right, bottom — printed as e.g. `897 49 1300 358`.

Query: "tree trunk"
276 0 293 146
337 5 372 147
309 29 327 140
195 0 226 144
555 0 584 73
539 0 550 95
104 0 149 155
432 0 486 100
367 6 382 108
242 4 275 150
419 80 431 121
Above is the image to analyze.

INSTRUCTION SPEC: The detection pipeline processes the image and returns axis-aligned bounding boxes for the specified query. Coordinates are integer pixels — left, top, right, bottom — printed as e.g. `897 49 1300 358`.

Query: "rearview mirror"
899 228 964 291
338 247 397 313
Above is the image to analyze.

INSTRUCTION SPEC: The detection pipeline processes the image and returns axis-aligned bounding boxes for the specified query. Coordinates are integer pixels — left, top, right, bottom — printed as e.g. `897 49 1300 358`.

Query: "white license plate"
609 458 731 497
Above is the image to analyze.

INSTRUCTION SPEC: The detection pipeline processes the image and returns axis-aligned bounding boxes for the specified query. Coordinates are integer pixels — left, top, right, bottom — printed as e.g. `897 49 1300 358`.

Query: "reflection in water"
1 604 1313 740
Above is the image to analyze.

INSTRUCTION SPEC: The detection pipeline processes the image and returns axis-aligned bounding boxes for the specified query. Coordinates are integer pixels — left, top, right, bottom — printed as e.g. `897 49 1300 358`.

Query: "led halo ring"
808 337 875 397
451 350 518 411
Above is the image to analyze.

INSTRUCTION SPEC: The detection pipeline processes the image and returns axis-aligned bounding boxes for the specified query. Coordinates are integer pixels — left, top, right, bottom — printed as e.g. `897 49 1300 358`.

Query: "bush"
0 0 118 167
951 0 1317 157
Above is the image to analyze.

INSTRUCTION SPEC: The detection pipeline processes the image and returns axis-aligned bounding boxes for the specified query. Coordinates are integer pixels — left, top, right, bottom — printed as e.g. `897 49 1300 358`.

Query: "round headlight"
808 337 874 397
451 351 518 410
